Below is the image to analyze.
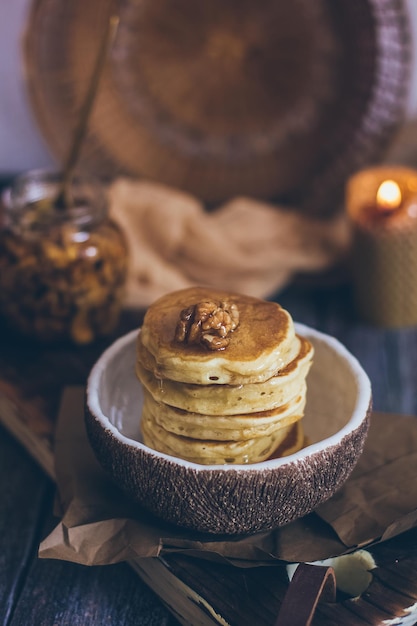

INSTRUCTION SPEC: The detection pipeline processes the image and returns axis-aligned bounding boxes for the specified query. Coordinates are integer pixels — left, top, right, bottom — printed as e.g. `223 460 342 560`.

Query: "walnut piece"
175 299 239 351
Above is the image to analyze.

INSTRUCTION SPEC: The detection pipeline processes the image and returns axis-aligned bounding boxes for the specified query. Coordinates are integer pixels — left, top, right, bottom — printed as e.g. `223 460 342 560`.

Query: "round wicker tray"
24 0 411 215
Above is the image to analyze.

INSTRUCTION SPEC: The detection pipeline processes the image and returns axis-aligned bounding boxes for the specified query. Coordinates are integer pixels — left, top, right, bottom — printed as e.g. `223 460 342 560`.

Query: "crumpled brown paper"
108 179 351 309
39 387 417 568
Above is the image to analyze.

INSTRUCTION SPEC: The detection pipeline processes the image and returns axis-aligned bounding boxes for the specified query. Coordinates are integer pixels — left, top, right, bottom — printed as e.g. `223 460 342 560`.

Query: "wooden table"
1 281 417 625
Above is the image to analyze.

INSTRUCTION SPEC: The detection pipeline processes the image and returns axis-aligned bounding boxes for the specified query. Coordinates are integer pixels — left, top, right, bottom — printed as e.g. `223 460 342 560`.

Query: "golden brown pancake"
139 287 298 385
141 411 304 465
142 386 306 441
136 287 313 465
136 335 313 415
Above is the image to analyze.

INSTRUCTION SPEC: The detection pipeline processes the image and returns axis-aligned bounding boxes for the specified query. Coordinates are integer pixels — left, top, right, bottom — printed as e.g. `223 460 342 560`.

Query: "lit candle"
346 166 417 327
375 180 402 212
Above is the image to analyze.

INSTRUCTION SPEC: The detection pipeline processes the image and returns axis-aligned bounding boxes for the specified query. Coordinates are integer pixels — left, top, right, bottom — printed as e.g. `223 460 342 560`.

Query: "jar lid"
5 169 108 230
23 0 411 215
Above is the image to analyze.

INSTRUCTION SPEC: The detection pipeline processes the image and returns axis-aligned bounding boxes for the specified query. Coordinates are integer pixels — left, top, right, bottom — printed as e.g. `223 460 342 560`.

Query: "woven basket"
24 0 411 215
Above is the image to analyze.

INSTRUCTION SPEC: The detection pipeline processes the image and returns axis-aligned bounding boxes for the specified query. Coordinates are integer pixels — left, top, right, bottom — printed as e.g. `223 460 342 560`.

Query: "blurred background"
2 0 417 323
1 0 417 184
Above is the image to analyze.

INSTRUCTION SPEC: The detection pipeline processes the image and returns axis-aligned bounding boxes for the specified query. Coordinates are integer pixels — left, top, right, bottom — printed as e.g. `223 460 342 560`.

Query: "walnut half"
175 299 239 350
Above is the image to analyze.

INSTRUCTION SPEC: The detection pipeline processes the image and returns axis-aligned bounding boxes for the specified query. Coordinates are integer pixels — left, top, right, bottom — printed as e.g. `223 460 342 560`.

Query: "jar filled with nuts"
0 169 128 344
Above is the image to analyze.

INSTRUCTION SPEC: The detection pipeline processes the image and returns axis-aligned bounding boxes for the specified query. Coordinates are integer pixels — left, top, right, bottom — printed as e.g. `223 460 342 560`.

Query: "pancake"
136 287 313 465
267 421 307 460
139 287 298 385
136 335 313 415
142 386 306 441
141 411 304 465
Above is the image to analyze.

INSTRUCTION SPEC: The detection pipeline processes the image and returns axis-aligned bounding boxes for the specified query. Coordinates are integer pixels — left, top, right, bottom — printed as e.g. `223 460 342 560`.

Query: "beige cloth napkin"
109 179 351 308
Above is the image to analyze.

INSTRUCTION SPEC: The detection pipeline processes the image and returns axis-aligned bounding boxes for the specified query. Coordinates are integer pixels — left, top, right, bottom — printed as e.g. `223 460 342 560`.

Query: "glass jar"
0 169 128 344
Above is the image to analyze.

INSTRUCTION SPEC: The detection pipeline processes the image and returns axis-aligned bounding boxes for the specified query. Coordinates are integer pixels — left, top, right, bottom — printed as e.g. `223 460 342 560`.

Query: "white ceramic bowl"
85 323 372 535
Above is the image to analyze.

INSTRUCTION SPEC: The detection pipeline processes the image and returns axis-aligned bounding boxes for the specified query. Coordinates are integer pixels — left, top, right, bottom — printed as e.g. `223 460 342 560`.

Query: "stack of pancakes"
136 287 313 465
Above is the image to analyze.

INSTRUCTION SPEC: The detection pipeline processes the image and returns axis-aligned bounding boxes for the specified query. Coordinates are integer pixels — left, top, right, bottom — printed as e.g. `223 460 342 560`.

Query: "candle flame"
376 180 402 212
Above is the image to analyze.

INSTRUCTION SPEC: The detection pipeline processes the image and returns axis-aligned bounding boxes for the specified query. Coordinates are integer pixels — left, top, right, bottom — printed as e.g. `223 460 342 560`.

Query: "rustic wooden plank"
339 596 405 625
313 599 391 625
370 529 417 564
11 542 176 626
0 425 53 625
0 309 144 471
132 558 223 626
0 426 178 626
358 579 417 618
371 568 417 601
280 283 417 417
0 387 54 478
159 555 289 626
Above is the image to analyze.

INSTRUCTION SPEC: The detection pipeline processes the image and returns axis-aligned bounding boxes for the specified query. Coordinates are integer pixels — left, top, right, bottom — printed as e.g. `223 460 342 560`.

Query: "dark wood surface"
1 280 417 625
